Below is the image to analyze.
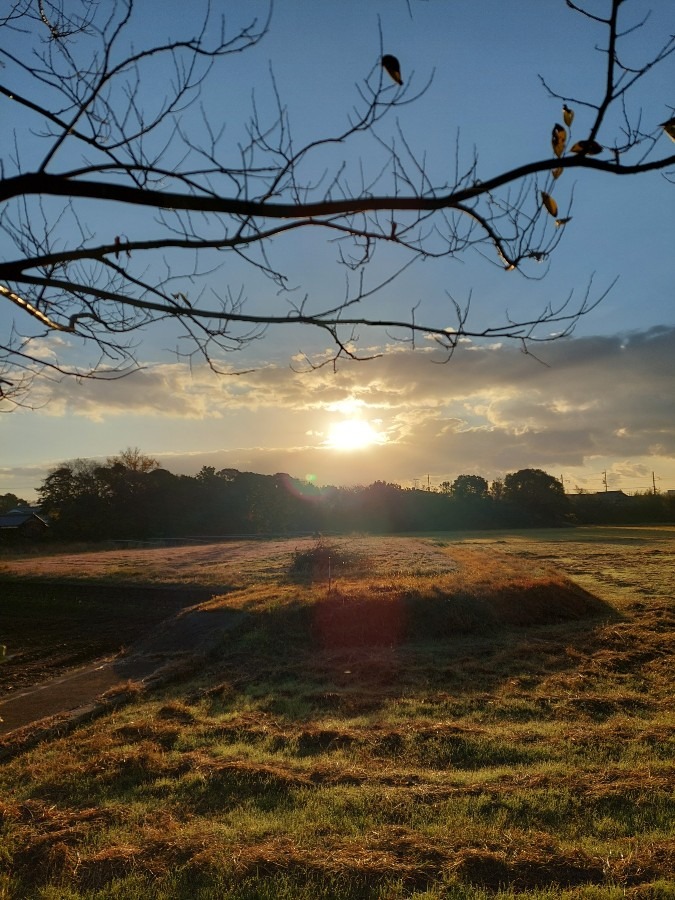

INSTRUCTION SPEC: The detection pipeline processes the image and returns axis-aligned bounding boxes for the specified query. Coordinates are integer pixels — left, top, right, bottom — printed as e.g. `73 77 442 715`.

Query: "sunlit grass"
0 530 673 897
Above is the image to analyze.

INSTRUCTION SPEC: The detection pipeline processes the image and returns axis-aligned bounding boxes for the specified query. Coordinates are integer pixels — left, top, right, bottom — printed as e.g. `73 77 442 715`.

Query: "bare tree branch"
1 0 673 407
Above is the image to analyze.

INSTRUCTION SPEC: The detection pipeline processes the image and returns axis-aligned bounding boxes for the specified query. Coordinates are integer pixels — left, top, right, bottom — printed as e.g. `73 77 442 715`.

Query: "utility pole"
602 471 608 492
653 471 657 495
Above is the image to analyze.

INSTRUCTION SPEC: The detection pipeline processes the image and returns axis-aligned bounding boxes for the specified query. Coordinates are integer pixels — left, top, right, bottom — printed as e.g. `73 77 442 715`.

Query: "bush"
288 539 365 583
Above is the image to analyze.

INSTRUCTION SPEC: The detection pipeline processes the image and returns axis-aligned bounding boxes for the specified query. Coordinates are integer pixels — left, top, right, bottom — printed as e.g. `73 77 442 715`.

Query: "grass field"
0 528 673 898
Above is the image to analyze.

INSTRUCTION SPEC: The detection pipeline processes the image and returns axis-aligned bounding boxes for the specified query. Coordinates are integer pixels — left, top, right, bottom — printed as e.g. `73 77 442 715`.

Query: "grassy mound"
307 578 609 649
278 542 614 650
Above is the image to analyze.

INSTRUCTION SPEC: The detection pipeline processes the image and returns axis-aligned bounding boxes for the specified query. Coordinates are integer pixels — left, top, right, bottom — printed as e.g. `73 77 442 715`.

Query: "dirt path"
0 606 243 735
0 581 218 696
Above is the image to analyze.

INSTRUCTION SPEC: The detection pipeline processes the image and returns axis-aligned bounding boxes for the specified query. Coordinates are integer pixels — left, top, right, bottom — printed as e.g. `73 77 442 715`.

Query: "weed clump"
289 539 367 583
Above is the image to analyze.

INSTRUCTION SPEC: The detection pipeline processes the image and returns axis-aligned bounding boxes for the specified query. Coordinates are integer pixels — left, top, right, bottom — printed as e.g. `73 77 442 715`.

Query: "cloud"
5 326 675 496
30 327 675 444
32 365 231 420
151 326 675 487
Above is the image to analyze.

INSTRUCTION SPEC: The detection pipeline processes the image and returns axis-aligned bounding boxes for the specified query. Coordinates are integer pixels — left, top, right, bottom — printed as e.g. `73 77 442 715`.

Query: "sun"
326 418 381 451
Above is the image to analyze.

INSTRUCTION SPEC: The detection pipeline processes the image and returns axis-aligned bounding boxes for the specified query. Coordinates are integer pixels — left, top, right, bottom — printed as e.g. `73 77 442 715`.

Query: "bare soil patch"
0 581 215 696
0 603 244 737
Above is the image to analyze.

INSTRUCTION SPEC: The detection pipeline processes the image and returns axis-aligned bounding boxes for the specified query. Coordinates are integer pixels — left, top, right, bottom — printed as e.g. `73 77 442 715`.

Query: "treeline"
32 450 675 541
0 494 30 514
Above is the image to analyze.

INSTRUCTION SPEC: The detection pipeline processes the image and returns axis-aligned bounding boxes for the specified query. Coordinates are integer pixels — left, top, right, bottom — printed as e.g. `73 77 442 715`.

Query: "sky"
1 1 674 502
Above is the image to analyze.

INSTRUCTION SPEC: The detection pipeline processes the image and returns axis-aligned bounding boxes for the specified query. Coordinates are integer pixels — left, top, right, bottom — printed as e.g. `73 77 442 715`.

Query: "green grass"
0 531 674 898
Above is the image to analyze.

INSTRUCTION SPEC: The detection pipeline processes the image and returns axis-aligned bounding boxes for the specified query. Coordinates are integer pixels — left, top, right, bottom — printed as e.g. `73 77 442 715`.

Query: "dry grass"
0 534 462 589
0 529 673 898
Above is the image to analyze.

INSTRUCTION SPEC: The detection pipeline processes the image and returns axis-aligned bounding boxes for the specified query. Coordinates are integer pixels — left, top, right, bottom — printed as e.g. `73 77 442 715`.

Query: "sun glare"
327 418 381 451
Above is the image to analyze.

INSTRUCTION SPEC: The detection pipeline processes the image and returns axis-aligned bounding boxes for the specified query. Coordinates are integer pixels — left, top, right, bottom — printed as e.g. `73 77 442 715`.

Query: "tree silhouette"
450 475 489 501
503 469 569 523
1 0 674 407
107 447 159 473
0 492 30 513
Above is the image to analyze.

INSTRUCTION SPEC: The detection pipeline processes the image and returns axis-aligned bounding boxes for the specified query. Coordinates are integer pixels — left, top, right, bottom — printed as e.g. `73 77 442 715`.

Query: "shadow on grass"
252 576 617 652
203 576 620 723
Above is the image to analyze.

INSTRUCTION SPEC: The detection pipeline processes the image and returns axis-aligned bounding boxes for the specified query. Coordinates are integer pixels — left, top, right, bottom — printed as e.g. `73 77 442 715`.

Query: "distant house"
594 490 629 503
0 508 49 539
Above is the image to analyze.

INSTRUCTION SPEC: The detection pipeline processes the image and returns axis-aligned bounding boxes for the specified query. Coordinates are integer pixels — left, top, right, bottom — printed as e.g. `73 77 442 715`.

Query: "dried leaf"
555 217 572 227
563 104 574 127
552 167 563 179
570 139 602 155
551 123 566 158
541 191 558 218
382 54 402 85
660 117 675 142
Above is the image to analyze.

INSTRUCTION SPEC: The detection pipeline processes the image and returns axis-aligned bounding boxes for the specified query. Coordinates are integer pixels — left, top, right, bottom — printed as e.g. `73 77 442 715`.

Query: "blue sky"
1 1 674 501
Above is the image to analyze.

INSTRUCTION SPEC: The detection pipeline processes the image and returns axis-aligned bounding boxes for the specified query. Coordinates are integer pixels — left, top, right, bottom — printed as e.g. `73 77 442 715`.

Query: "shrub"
288 539 366 583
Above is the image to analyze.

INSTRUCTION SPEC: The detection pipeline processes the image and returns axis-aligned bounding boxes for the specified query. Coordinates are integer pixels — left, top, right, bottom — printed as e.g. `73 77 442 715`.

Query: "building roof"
0 509 48 529
593 490 629 501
